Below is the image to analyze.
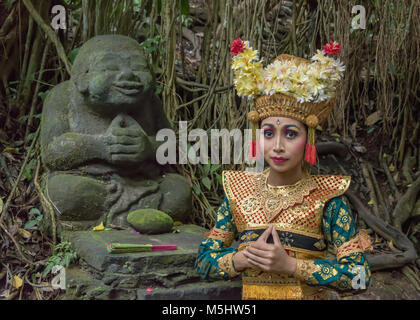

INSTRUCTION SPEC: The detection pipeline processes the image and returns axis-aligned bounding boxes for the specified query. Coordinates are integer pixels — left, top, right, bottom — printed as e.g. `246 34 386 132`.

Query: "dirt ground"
330 269 420 300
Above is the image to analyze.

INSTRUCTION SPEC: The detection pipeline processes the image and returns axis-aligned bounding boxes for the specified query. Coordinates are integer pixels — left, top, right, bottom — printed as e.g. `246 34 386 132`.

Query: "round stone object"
127 209 174 234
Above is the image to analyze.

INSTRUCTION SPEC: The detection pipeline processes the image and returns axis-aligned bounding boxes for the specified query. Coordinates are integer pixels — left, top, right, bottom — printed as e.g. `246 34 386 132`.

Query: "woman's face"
260 117 307 174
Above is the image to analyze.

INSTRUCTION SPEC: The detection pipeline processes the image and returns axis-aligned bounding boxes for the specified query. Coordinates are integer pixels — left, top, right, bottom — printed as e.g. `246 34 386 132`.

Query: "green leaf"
18 115 29 123
23 166 32 182
192 184 201 195
367 126 376 134
26 133 35 142
68 48 80 64
203 163 211 176
215 173 223 185
202 177 211 190
29 208 41 215
155 85 162 95
63 255 70 267
38 90 50 102
210 164 221 173
43 264 54 277
24 219 39 230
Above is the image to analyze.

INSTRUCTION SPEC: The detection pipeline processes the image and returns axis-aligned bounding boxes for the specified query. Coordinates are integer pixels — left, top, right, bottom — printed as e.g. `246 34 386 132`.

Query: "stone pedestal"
62 224 242 300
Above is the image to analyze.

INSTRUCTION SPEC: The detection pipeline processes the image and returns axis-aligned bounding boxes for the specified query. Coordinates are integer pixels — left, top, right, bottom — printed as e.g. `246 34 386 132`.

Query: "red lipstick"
272 157 288 163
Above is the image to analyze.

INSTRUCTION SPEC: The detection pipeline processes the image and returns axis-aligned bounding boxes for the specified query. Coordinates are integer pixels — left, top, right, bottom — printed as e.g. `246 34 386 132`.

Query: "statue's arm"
40 84 108 170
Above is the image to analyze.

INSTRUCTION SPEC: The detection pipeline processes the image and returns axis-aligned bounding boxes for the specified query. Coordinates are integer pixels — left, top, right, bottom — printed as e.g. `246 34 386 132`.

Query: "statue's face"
83 49 153 110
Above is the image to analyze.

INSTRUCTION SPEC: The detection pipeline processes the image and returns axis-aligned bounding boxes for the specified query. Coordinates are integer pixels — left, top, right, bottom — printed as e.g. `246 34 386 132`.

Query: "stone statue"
40 35 191 231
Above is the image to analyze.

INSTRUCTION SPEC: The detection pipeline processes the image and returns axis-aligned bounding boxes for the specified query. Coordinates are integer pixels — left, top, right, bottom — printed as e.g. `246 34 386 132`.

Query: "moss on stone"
127 209 173 234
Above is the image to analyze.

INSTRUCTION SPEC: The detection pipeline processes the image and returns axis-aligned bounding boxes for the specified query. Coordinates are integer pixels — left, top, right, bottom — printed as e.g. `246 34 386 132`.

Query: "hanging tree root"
0 127 40 224
402 148 416 185
367 161 390 223
360 161 382 220
34 157 57 246
315 142 348 158
391 175 420 232
380 154 401 199
401 265 420 292
346 190 418 271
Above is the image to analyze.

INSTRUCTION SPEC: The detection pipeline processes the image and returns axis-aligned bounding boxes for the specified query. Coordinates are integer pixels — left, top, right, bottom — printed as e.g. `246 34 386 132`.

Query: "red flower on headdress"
323 40 341 56
230 38 245 56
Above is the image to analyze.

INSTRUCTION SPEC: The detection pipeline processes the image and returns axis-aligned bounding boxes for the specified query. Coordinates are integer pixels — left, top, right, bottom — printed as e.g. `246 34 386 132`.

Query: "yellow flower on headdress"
231 41 264 99
230 39 345 102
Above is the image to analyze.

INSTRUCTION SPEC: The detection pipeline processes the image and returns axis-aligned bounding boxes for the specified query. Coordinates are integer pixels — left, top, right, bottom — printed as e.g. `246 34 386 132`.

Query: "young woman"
194 40 372 300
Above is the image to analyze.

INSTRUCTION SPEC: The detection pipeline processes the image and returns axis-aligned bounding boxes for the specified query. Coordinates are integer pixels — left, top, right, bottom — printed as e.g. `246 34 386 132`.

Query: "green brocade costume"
195 169 372 300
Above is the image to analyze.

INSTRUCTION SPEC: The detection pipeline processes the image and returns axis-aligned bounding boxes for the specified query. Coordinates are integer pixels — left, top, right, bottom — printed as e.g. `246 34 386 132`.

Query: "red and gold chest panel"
222 169 350 237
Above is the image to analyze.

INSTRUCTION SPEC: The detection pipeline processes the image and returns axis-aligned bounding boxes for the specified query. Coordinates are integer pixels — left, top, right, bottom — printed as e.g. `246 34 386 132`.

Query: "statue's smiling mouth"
112 81 142 95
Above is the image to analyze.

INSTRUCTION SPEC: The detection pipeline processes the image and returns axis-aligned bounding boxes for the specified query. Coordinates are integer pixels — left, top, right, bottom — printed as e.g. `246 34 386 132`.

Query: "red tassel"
310 144 316 165
305 144 317 165
304 144 311 163
248 140 260 159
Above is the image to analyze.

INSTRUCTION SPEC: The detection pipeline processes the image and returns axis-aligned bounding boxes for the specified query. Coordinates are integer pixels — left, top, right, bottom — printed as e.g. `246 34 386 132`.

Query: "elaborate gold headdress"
230 39 345 165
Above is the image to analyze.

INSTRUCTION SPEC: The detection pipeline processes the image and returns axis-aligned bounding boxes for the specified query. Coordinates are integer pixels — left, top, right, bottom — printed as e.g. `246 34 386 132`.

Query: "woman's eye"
264 130 273 138
285 130 298 139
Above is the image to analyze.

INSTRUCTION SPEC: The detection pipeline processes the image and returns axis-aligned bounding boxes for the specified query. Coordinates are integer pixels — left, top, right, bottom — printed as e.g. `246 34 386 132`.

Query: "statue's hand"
106 126 151 165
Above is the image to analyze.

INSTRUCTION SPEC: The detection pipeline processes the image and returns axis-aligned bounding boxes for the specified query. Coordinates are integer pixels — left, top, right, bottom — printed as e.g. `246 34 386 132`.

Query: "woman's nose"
273 135 285 153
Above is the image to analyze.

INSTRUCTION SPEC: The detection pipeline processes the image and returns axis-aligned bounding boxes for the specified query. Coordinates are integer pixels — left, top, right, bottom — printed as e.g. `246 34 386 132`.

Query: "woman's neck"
266 166 305 187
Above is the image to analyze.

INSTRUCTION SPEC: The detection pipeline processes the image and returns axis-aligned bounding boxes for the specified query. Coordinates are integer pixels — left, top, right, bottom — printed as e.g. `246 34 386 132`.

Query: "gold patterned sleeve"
194 196 240 280
294 196 372 294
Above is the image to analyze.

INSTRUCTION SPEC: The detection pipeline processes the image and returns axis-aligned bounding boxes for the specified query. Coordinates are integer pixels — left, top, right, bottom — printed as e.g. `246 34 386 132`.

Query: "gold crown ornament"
230 39 345 165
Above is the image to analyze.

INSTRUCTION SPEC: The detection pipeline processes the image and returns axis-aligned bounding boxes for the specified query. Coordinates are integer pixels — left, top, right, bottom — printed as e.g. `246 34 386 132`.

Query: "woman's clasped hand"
233 225 297 274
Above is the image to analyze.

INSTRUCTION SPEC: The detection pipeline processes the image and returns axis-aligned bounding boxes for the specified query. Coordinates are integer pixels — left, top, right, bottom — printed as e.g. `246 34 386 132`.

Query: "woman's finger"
246 245 271 258
247 258 267 271
243 250 270 266
271 226 282 246
257 225 273 243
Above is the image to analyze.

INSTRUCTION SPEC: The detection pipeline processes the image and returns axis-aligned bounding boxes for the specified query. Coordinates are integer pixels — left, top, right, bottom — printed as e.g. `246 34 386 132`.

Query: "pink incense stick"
151 244 177 251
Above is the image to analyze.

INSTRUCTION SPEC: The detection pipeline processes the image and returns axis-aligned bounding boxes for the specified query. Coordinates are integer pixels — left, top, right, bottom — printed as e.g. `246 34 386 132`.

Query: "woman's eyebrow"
262 123 301 130
262 124 275 129
284 124 300 130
